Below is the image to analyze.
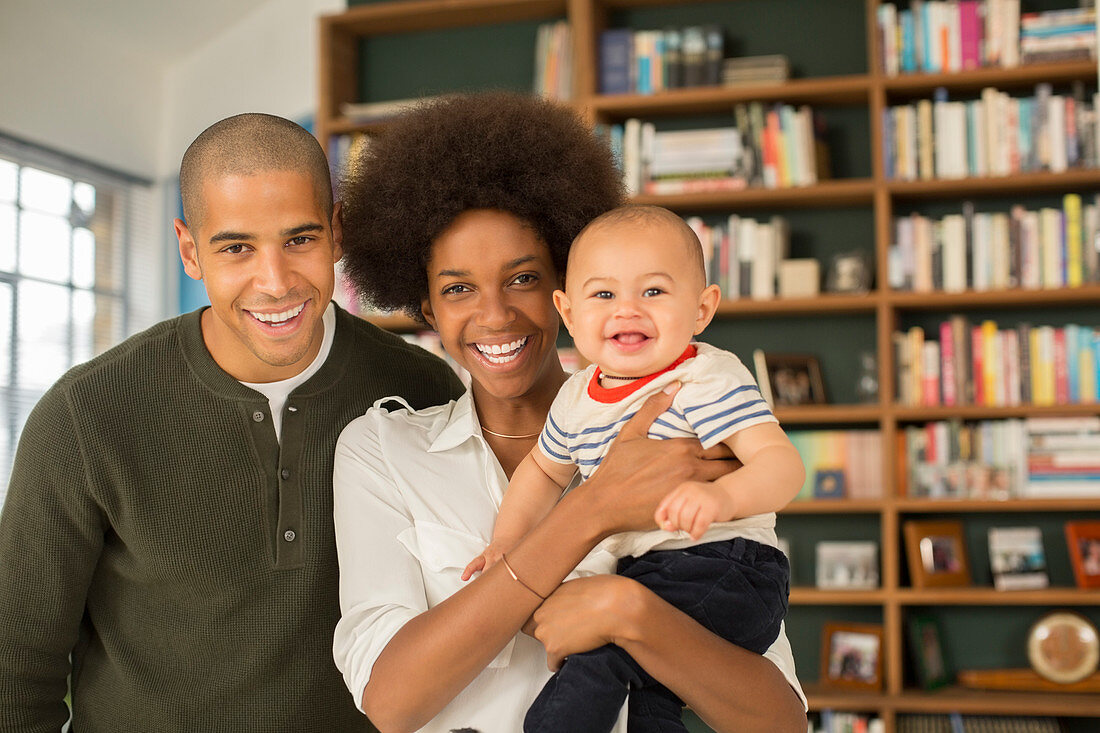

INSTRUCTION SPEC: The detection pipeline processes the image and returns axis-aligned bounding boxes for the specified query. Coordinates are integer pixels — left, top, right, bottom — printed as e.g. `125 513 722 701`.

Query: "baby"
465 204 805 733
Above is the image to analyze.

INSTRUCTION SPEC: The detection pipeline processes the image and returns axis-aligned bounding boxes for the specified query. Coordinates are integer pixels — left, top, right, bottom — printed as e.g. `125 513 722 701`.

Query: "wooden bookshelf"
318 1 1100 729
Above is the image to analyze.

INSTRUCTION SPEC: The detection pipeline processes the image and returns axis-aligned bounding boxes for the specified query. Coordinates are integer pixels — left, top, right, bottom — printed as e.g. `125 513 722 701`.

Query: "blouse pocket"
397 521 516 669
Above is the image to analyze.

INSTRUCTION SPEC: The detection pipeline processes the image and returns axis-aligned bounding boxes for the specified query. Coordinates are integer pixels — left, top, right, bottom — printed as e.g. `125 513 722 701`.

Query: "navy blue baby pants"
523 536 790 733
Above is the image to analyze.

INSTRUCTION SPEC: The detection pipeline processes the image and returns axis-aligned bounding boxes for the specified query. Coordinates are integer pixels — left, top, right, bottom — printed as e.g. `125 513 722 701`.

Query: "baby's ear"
695 284 721 334
552 289 574 333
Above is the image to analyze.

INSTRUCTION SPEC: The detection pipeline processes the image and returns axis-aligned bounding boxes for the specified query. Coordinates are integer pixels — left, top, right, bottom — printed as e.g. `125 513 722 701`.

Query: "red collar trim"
587 344 698 404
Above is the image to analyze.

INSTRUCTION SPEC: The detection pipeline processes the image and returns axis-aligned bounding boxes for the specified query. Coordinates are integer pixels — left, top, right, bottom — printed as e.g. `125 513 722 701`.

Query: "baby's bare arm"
655 423 804 538
493 450 576 544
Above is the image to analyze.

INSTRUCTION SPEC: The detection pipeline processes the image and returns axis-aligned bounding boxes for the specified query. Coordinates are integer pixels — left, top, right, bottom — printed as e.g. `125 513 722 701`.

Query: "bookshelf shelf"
894 497 1100 513
881 58 1098 96
895 588 1100 606
591 74 871 117
791 588 888 605
891 403 1100 422
887 285 1100 311
631 178 876 211
887 169 1100 200
318 1 1100 729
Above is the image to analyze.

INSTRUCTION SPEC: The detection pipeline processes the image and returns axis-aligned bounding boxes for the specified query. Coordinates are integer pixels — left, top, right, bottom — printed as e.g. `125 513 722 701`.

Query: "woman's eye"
513 273 538 285
442 284 469 295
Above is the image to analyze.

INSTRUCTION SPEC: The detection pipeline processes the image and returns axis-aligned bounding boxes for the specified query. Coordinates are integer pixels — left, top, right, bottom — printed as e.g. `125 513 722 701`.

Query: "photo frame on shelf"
813 468 846 499
815 541 879 589
903 519 971 588
1065 521 1100 589
907 613 952 690
988 526 1049 591
752 350 826 408
825 250 872 294
821 622 884 691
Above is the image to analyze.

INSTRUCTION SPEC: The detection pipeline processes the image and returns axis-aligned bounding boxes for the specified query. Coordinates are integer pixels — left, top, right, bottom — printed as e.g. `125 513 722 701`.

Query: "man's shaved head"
179 113 333 228
572 204 707 287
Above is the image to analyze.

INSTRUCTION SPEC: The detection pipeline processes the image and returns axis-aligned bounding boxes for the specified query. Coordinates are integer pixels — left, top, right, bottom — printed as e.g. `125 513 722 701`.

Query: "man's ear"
175 219 203 281
552 289 574 336
330 201 344 261
694 283 722 335
420 296 437 331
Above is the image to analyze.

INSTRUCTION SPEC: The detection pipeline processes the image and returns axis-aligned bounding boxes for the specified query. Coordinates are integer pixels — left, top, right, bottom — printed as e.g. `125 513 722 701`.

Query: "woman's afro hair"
338 91 624 321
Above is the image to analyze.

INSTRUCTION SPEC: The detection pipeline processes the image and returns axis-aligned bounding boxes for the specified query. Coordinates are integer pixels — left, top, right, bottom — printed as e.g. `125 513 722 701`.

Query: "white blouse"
332 391 805 733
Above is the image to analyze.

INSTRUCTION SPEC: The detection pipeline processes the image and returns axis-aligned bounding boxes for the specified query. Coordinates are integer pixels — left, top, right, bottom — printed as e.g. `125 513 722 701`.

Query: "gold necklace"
481 426 541 439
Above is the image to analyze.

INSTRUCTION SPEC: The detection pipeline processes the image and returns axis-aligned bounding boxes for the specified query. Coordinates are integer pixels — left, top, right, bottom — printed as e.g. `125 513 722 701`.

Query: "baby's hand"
654 480 736 540
461 540 509 581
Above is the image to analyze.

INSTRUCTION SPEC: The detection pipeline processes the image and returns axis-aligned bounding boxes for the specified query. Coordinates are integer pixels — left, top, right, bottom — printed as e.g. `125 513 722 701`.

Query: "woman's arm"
340 385 732 733
526 575 807 733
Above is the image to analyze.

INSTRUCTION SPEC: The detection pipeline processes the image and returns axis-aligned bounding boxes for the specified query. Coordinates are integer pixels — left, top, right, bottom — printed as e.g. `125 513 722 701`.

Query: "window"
0 135 159 507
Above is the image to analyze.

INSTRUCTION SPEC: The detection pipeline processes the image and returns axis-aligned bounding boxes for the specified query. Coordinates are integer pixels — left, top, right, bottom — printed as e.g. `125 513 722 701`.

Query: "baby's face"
555 220 718 378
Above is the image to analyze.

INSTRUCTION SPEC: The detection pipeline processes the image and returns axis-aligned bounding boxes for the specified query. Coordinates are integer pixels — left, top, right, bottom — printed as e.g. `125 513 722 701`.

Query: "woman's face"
421 209 564 403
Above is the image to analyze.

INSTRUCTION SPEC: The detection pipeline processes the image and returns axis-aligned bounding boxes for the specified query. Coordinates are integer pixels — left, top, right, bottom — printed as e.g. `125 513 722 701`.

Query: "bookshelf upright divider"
318 1 1100 729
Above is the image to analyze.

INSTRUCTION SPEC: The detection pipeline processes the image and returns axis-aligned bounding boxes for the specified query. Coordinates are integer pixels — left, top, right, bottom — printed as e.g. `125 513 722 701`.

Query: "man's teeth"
251 303 306 324
475 337 528 364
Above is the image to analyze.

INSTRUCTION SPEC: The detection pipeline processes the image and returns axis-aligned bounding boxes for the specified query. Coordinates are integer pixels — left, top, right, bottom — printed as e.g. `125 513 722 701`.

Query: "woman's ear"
420 296 437 330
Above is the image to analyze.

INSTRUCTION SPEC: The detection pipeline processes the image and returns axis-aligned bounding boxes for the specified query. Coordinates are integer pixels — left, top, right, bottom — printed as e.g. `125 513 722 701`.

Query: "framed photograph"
903 519 971 588
825 250 872 294
1065 521 1100 589
815 541 879 589
988 526 1049 591
907 613 952 690
752 350 826 407
1027 611 1100 684
821 622 884 690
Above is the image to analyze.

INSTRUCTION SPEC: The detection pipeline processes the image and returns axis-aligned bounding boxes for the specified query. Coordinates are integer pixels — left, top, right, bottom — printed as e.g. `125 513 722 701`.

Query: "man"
0 113 464 732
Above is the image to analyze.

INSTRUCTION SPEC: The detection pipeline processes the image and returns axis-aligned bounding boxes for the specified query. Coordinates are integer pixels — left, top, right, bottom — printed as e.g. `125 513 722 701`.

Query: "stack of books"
1020 7 1097 65
682 214 791 300
533 20 572 101
876 0 1021 75
888 194 1100 293
598 25 723 95
787 429 884 501
882 83 1100 182
643 126 747 194
1024 416 1100 497
903 418 1024 499
721 54 789 86
894 319 1100 409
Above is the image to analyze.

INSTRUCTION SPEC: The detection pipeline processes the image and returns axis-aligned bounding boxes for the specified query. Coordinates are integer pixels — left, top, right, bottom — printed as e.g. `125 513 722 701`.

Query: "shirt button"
284 529 296 542
287 405 298 413
252 411 264 422
281 468 291 480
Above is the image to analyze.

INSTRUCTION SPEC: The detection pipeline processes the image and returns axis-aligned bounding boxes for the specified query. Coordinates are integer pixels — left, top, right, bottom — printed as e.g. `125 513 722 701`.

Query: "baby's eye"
592 290 613 299
643 287 665 297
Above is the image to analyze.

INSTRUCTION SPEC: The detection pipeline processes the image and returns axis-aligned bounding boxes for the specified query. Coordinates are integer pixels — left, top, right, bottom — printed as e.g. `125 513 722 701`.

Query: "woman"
332 92 806 733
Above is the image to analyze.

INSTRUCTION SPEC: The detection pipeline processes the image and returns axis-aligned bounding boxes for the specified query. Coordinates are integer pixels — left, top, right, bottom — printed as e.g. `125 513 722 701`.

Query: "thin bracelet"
500 553 545 600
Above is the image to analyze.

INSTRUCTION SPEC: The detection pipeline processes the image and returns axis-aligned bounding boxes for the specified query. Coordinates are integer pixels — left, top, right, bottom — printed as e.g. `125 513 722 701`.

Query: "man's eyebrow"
207 223 323 245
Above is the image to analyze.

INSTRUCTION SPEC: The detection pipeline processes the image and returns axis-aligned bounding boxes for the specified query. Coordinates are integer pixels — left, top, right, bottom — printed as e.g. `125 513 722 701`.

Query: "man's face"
175 170 342 383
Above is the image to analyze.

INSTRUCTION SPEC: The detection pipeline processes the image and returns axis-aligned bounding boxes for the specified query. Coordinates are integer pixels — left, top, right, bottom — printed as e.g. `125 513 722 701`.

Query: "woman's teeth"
475 337 528 364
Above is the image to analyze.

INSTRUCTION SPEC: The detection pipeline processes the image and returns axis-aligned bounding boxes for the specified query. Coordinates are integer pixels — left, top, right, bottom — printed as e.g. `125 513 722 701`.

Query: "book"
598 28 633 94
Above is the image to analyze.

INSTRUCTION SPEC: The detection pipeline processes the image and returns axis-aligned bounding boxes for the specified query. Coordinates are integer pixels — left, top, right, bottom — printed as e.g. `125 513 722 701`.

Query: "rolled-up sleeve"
332 411 426 712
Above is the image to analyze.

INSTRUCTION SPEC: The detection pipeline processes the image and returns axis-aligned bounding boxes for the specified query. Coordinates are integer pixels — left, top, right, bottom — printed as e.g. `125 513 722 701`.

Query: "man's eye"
288 236 312 246
221 244 246 254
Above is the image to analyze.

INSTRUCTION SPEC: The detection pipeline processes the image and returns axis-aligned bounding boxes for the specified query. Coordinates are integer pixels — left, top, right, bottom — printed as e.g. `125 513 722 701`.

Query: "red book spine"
971 325 985 406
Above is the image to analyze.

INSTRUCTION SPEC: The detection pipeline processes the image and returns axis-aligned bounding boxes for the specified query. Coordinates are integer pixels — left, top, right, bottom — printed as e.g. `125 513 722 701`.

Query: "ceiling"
37 0 276 67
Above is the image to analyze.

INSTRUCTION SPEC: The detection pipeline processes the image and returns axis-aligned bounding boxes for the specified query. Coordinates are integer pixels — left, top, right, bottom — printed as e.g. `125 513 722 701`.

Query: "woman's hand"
523 575 640 671
568 383 740 537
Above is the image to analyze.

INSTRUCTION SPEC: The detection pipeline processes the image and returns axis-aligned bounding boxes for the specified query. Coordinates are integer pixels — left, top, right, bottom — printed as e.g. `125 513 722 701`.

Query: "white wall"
160 0 346 179
0 3 164 180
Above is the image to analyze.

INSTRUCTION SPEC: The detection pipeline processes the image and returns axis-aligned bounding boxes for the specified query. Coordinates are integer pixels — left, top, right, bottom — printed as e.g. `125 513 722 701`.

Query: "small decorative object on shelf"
1027 611 1100 685
988 526 1049 591
821 622 884 691
906 613 952 691
812 469 846 500
854 350 878 404
903 519 971 588
753 350 826 407
815 541 879 589
1065 520 1100 589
